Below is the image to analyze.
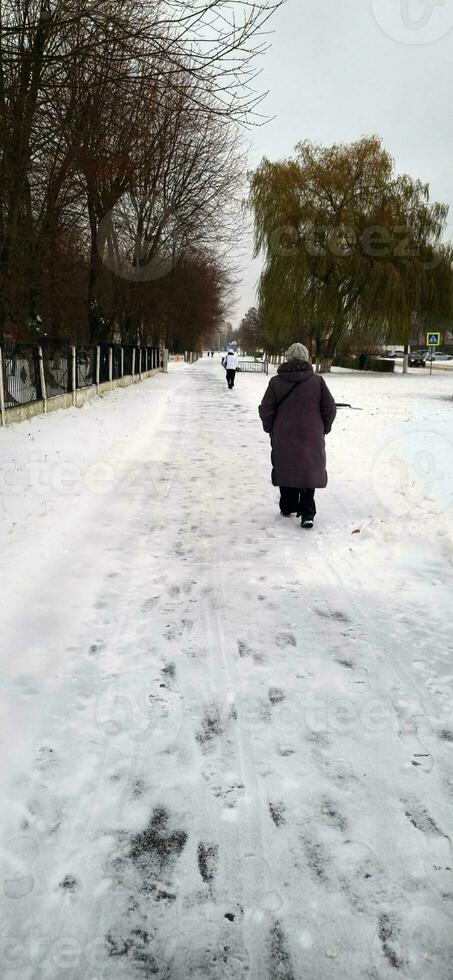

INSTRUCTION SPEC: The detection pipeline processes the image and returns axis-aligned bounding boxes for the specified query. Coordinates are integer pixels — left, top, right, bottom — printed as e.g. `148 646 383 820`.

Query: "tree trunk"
0 11 50 329
403 341 409 374
87 190 99 334
318 357 333 373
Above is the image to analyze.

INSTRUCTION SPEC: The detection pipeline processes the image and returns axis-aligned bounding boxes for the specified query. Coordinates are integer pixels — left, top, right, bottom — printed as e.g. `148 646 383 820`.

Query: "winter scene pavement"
1 356 453 980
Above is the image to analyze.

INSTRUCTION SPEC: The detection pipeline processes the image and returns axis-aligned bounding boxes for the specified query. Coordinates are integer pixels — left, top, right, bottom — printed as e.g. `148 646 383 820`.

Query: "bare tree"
0 0 285 338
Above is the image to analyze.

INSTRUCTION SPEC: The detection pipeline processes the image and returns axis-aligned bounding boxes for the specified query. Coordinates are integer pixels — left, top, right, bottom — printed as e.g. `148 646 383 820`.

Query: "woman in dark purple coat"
259 343 336 528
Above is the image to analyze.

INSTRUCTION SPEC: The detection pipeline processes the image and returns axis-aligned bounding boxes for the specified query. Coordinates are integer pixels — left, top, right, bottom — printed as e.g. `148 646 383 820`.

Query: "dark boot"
299 489 316 527
279 487 299 516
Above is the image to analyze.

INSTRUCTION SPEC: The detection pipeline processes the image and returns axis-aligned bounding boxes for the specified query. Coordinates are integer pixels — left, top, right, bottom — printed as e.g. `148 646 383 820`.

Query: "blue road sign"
427 332 441 347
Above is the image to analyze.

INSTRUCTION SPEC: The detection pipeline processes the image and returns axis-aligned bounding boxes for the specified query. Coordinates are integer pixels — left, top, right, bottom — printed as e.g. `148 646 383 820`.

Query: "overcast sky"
230 0 453 329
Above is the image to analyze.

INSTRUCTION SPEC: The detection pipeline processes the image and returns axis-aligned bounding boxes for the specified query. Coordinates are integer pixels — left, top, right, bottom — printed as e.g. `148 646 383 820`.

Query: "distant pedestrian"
358 351 367 371
224 348 238 389
258 342 336 528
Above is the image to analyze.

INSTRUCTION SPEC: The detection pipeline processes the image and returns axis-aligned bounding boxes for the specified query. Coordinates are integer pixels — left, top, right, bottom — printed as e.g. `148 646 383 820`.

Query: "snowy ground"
0 357 452 980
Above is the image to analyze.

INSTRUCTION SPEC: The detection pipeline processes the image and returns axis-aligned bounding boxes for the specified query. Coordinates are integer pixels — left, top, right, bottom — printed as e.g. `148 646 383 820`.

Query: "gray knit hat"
286 342 309 362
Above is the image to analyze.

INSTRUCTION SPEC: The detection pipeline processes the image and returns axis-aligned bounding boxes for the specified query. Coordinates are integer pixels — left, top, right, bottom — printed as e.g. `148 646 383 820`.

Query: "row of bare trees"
0 0 283 348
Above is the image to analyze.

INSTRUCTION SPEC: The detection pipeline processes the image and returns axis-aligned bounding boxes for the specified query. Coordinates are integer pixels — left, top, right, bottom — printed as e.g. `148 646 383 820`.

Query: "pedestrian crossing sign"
427 332 441 346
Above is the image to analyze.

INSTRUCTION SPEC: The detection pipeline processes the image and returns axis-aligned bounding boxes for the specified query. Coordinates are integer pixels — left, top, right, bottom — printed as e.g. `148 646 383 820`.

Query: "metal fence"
77 346 96 389
1 342 42 408
123 345 133 377
237 359 269 374
0 338 164 421
1 340 162 419
113 345 123 381
42 342 71 398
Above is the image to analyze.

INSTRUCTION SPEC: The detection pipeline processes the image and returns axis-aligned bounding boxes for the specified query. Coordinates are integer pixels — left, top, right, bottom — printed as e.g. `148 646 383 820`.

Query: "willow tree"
249 136 453 370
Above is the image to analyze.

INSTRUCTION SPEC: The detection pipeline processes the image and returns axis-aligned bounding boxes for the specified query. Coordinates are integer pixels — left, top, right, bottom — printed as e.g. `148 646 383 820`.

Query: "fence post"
37 346 47 412
96 346 100 393
71 346 77 405
120 347 124 380
108 346 113 388
0 346 5 426
131 347 136 381
139 347 142 380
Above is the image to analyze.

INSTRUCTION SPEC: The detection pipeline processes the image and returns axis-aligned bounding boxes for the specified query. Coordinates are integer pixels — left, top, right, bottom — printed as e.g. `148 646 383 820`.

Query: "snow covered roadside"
0 359 452 979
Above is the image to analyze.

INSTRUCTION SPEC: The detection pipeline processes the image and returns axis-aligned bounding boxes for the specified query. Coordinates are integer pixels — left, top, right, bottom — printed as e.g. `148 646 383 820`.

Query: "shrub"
333 354 394 372
333 354 357 369
367 357 395 372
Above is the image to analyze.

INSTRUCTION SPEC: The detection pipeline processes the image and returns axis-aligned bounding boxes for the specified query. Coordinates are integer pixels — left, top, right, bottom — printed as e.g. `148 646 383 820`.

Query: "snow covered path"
1 359 453 979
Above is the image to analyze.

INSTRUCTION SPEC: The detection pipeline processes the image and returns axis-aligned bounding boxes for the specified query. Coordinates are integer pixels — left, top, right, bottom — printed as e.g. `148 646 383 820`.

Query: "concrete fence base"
1 365 164 427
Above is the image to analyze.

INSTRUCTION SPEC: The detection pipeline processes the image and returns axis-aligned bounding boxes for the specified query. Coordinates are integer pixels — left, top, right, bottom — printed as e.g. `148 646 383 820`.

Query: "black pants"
279 487 316 520
226 369 236 388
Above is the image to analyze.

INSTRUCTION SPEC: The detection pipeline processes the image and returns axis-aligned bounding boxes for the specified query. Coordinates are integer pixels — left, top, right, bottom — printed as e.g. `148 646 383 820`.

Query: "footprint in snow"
275 632 297 649
34 745 57 771
438 729 453 742
268 922 296 980
106 928 160 973
376 911 405 971
269 802 286 827
162 661 176 681
320 757 357 785
401 796 445 837
196 707 226 751
268 688 285 705
335 658 355 670
276 744 296 757
142 595 160 611
318 797 348 832
197 842 219 887
131 779 146 800
314 608 350 623
59 875 78 892
127 806 188 880
305 730 330 749
302 836 331 884
88 640 105 656
237 640 253 658
163 624 177 640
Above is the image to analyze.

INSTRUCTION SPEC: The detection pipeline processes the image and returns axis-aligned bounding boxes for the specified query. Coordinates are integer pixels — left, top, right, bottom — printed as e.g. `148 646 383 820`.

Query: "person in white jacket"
224 349 238 389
